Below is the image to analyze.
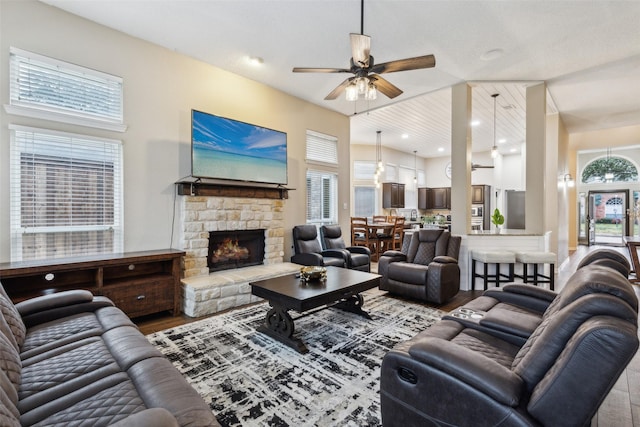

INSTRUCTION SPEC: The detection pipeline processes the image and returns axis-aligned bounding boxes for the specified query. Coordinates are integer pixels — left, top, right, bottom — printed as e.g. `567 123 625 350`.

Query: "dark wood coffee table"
250 266 381 353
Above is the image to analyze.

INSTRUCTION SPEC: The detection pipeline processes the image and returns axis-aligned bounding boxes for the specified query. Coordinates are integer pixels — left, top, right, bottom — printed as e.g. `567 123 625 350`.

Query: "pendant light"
374 130 383 188
491 93 499 159
413 150 418 183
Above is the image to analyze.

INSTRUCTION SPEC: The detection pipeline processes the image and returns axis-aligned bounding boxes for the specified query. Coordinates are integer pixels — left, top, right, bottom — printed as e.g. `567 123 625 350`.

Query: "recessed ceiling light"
481 49 504 61
471 120 481 127
510 148 517 153
499 138 507 143
438 147 444 152
247 56 264 66
401 134 409 139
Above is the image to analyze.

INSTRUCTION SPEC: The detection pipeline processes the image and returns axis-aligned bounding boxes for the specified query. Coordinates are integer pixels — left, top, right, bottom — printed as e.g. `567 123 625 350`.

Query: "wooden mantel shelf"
175 180 293 199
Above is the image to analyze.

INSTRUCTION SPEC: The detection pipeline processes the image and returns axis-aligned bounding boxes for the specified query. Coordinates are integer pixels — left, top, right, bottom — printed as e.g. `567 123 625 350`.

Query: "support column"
526 83 546 233
450 83 472 236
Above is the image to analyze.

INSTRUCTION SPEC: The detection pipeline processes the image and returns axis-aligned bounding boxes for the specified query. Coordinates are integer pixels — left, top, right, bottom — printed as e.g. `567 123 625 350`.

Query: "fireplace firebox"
207 229 265 272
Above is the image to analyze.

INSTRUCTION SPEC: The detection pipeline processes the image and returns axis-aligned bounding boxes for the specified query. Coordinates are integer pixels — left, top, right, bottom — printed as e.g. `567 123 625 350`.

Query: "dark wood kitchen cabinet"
472 185 491 205
383 183 405 208
431 187 451 209
418 187 430 209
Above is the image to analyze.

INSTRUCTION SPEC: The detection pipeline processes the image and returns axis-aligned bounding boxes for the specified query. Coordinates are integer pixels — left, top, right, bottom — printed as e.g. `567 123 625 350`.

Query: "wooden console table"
0 249 185 318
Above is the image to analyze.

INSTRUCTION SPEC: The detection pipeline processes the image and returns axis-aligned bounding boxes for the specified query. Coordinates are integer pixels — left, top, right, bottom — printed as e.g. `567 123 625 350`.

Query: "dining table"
368 222 395 261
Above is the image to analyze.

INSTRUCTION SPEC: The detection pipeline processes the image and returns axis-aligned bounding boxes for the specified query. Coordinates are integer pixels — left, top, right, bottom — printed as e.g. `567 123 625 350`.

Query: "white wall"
0 1 350 262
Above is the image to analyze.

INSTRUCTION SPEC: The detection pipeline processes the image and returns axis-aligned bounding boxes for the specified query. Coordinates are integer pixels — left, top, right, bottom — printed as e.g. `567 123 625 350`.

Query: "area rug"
146 290 445 426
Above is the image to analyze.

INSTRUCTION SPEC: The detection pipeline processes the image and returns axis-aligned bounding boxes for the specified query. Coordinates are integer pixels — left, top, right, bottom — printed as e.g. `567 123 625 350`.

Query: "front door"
587 190 629 246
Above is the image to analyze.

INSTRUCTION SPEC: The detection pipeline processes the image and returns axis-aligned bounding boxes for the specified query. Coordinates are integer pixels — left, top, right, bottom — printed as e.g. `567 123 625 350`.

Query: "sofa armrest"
380 250 406 259
322 249 349 261
19 295 115 328
432 255 458 265
483 285 555 314
347 246 371 256
408 337 523 406
291 253 324 266
108 408 180 427
16 290 98 317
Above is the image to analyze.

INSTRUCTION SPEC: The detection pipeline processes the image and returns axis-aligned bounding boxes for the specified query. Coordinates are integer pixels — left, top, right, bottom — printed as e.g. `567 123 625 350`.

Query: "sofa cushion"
0 331 21 391
0 311 19 352
0 295 26 350
19 372 147 427
388 262 429 285
0 383 20 427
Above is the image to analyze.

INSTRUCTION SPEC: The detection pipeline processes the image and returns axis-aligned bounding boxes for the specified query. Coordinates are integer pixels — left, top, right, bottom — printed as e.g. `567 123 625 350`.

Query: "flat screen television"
191 110 288 185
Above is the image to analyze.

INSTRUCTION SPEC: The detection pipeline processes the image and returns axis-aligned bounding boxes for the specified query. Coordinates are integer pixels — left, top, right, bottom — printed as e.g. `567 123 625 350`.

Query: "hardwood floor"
134 246 639 426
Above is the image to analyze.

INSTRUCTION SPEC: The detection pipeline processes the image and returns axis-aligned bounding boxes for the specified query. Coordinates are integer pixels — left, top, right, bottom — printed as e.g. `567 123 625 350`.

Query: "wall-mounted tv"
191 110 288 185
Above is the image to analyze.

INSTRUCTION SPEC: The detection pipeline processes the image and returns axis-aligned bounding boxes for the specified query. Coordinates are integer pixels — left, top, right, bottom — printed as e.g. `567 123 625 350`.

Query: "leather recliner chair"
378 229 461 304
291 225 348 267
380 261 639 427
320 225 371 272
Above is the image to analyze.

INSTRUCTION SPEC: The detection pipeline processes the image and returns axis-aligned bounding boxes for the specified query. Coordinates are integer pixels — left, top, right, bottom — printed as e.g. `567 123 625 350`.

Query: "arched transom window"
582 156 638 184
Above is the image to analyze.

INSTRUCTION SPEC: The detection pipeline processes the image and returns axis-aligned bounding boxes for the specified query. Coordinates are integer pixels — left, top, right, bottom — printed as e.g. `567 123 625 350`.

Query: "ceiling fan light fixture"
365 83 377 100
345 83 358 101
356 77 369 94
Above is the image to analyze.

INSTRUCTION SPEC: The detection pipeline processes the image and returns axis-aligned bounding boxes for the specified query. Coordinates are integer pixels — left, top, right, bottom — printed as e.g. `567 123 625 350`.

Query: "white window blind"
354 186 376 217
385 164 397 182
399 166 417 208
353 160 375 180
418 170 426 186
9 47 124 129
306 130 338 165
306 170 337 224
10 126 123 261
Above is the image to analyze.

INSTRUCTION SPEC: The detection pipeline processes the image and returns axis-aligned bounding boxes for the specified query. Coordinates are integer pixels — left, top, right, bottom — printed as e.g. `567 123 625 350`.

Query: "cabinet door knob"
136 295 146 300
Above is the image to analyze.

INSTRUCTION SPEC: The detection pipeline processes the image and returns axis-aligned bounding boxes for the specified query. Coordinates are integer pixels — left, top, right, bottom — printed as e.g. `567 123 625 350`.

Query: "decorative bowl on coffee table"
300 266 327 283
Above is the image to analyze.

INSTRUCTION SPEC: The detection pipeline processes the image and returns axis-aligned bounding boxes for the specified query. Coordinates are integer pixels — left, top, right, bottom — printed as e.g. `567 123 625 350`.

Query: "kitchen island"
459 230 552 291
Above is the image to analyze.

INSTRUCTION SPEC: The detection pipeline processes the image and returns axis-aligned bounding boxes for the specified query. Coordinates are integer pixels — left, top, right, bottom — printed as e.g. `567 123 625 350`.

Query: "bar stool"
471 250 516 290
514 251 556 290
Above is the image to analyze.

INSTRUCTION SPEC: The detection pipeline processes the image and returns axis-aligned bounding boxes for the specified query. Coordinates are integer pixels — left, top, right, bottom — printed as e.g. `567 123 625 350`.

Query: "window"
582 156 638 184
306 130 338 225
385 164 397 182
399 166 417 208
354 186 376 217
10 126 123 261
353 161 375 180
8 47 125 131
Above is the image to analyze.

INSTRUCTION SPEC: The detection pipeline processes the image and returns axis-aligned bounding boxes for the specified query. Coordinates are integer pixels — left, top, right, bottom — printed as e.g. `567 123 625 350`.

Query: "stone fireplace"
207 229 265 272
179 195 299 317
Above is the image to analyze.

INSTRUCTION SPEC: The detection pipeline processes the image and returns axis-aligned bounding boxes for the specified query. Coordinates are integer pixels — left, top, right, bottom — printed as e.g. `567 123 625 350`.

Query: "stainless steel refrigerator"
505 190 526 229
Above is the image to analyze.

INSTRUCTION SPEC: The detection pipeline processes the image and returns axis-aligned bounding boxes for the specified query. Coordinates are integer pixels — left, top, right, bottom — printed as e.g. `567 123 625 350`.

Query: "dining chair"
391 216 406 250
372 215 388 223
350 217 370 248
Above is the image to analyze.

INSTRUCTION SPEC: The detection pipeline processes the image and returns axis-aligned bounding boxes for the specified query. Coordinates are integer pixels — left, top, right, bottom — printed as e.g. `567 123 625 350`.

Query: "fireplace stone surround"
179 195 299 317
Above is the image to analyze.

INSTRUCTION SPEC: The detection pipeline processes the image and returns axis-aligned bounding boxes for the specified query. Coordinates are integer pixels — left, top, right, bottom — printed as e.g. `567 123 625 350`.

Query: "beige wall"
0 1 350 262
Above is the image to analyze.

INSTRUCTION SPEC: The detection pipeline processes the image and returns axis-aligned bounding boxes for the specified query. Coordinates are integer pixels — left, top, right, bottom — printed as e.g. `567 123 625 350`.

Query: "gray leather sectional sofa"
380 249 639 426
0 283 219 426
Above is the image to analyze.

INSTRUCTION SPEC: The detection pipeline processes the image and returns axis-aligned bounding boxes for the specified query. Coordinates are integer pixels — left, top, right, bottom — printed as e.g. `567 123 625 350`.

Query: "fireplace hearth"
207 229 265 272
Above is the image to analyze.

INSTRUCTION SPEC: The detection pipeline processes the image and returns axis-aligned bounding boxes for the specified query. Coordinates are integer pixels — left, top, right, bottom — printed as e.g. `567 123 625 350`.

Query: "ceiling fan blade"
371 54 436 74
292 67 351 73
350 33 371 68
370 75 403 99
325 77 355 100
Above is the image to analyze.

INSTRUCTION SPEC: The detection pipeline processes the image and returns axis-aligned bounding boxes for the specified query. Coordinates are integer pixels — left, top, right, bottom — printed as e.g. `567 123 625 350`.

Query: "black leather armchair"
320 225 371 272
291 225 348 267
378 229 461 304
380 261 639 427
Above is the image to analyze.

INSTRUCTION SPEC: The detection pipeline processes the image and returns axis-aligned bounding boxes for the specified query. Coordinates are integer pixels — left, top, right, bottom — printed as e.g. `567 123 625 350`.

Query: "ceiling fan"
471 163 494 172
292 0 436 101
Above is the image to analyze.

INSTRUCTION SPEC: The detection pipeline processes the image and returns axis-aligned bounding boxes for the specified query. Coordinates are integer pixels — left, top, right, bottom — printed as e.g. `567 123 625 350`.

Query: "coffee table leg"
333 294 372 319
257 305 309 354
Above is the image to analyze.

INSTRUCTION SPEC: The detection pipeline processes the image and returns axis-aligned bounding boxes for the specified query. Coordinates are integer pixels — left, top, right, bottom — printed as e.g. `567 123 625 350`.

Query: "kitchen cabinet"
383 183 405 208
431 187 451 209
472 185 490 204
418 187 430 209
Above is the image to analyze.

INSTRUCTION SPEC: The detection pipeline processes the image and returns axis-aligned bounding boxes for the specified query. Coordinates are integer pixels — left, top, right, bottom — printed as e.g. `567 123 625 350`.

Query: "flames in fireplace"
207 229 265 272
211 238 249 263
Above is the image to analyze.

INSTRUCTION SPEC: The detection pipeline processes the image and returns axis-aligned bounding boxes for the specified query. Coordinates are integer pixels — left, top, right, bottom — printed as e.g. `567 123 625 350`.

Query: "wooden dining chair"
391 217 406 250
372 215 388 223
351 217 370 248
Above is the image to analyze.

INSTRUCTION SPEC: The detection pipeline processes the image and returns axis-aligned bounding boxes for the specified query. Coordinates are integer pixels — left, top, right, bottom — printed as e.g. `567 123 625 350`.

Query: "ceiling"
43 0 640 158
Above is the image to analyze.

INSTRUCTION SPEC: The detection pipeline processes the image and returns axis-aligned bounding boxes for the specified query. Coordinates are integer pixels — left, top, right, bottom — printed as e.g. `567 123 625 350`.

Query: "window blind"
354 186 376 217
306 130 338 165
353 161 375 180
399 166 417 209
385 164 397 182
9 125 123 261
9 47 124 125
306 170 337 224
